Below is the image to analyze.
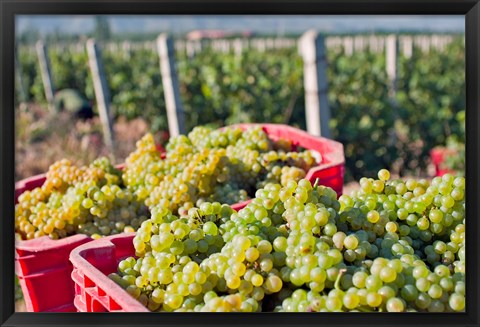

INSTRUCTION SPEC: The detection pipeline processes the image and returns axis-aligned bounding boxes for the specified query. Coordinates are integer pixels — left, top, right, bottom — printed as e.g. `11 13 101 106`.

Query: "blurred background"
14 15 465 184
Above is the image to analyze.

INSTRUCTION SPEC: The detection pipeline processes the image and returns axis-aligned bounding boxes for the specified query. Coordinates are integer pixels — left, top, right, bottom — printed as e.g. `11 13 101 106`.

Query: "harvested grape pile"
15 157 150 240
109 170 466 313
15 126 320 240
122 125 319 214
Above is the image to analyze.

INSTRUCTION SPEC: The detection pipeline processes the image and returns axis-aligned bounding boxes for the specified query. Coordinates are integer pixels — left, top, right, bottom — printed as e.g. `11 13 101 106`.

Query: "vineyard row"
17 34 460 58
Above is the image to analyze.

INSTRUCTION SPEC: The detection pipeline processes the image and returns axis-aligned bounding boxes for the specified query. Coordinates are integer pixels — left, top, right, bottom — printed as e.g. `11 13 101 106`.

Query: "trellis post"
299 30 332 138
36 41 55 112
86 39 115 152
157 33 186 137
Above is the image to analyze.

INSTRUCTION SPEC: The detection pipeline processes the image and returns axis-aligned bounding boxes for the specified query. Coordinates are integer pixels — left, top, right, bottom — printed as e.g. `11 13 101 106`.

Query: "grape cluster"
15 157 149 240
122 126 320 214
109 204 235 312
110 170 465 312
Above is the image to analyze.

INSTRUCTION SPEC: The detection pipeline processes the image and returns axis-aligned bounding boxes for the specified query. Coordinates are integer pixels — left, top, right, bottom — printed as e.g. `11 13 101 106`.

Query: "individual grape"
343 293 360 310
366 292 382 308
367 210 380 224
379 267 397 283
251 274 263 287
265 275 283 293
344 235 359 250
378 169 391 182
400 284 419 302
386 297 405 312
415 292 432 310
449 293 465 311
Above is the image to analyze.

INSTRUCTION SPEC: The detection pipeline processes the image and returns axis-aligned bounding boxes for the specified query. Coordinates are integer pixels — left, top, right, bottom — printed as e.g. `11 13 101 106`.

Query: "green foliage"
15 276 23 301
48 47 93 99
175 48 305 131
103 48 167 132
435 109 465 176
396 37 465 174
17 49 41 103
327 50 397 181
441 138 465 176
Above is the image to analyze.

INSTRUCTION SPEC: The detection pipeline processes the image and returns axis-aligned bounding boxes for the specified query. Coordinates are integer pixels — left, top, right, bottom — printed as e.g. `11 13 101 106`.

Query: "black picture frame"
1 1 479 326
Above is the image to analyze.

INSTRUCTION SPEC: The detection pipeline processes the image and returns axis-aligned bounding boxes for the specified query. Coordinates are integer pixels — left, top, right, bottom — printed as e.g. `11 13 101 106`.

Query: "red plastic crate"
430 147 455 177
15 234 92 312
15 175 92 312
228 124 345 211
69 233 148 312
14 162 130 312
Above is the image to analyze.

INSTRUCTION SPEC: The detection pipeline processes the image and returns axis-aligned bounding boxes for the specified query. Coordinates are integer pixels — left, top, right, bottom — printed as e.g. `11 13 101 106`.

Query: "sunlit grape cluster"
122 126 320 214
110 169 466 313
109 203 235 311
15 157 149 240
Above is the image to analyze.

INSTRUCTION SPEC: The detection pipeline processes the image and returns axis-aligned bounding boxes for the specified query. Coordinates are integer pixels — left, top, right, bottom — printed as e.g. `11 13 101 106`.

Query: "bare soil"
15 103 155 181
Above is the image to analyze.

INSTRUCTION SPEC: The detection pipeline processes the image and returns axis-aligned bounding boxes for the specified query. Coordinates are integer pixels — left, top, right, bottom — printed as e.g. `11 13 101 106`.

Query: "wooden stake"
403 36 413 59
157 33 186 137
35 41 55 112
299 30 332 138
386 35 398 99
86 39 115 152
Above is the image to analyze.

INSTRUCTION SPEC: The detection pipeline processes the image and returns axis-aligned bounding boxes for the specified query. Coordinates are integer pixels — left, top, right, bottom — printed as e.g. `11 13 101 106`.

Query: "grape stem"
334 268 347 291
357 306 375 312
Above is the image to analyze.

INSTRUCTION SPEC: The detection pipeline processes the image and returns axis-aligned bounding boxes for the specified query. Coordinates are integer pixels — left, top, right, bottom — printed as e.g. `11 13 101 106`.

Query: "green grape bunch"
122 126 320 215
15 157 149 240
109 169 465 313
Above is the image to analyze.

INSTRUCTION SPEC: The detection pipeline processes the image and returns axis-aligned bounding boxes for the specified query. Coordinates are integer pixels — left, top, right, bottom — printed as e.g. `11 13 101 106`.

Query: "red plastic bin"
430 147 455 177
15 174 92 312
14 161 135 312
15 234 92 312
13 145 172 312
228 124 345 211
69 233 148 312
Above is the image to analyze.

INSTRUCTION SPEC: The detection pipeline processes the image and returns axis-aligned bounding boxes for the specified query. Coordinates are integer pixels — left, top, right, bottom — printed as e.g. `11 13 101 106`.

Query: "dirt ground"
16 104 156 181
16 300 26 312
